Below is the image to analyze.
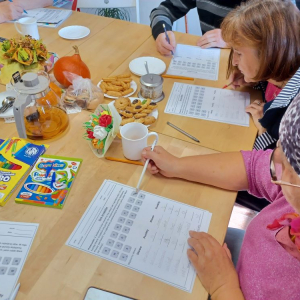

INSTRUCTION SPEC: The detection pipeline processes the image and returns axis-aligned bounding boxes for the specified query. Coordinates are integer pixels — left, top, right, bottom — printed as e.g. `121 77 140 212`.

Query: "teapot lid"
11 71 49 95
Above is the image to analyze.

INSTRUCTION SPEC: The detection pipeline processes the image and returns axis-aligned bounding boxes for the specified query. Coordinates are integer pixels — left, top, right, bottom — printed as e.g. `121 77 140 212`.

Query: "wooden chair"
72 0 140 23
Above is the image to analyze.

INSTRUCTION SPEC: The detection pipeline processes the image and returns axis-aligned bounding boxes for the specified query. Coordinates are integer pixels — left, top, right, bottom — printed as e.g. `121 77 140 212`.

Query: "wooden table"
107 32 261 152
0 10 251 300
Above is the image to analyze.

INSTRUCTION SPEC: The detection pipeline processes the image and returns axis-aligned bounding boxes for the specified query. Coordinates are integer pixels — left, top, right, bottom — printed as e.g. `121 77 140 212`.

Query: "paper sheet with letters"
66 180 212 293
167 44 220 81
0 222 39 300
165 82 250 127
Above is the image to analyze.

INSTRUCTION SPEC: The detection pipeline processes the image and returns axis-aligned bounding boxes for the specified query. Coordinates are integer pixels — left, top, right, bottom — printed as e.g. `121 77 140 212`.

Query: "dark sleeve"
150 0 196 40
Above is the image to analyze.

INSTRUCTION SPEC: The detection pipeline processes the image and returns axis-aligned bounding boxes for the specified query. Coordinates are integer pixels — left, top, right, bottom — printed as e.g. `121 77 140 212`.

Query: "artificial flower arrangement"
83 102 121 157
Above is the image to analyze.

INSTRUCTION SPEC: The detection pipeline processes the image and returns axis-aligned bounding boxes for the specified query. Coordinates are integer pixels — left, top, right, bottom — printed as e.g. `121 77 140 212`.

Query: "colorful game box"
0 137 47 206
15 155 83 209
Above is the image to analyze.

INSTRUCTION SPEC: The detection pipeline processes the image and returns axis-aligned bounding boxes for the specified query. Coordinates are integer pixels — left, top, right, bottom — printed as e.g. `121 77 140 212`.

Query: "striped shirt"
150 0 297 38
150 0 242 39
254 68 300 150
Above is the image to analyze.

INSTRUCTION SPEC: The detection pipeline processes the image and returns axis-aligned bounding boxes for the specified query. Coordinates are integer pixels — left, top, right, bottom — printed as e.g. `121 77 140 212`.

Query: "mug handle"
147 132 159 148
14 21 23 35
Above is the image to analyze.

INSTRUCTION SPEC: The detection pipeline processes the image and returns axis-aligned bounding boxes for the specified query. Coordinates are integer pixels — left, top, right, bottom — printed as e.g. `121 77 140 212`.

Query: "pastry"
121 118 135 126
134 113 147 119
144 116 156 125
114 97 130 110
131 99 142 107
147 102 158 110
133 105 143 113
134 118 145 124
120 110 134 118
141 109 152 114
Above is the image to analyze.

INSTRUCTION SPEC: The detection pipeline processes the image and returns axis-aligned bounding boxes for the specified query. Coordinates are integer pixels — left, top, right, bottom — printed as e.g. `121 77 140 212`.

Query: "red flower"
87 129 94 139
99 114 112 127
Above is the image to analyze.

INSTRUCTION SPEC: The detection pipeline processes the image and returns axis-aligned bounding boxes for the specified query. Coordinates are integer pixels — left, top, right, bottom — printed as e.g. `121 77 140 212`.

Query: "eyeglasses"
270 147 300 188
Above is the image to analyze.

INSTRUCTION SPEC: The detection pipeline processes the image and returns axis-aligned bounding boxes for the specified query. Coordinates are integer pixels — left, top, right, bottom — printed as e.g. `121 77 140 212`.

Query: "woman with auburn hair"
222 0 300 151
141 1 300 299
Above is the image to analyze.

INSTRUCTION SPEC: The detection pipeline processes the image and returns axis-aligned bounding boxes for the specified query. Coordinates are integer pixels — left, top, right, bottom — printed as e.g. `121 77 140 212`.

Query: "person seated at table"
141 76 300 300
150 0 297 55
222 0 300 151
0 0 53 23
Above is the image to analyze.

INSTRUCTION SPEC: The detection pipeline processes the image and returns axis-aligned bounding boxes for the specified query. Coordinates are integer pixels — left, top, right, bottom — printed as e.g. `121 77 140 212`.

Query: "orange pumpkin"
53 45 91 87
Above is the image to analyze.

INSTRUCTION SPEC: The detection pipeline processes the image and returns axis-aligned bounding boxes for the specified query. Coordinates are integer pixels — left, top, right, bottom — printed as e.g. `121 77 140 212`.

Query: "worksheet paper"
165 83 250 126
0 222 39 300
66 180 212 293
167 44 220 80
20 8 72 27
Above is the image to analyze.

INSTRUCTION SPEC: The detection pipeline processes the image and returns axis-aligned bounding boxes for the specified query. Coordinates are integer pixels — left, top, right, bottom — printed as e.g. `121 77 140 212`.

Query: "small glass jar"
139 74 164 102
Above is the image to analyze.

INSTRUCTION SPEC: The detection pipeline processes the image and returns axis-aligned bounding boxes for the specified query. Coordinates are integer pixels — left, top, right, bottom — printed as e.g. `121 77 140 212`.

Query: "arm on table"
141 146 248 191
14 0 53 10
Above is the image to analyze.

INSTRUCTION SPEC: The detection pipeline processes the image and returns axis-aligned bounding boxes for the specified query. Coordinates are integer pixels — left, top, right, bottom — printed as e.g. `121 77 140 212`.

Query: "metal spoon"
144 61 149 74
0 96 16 113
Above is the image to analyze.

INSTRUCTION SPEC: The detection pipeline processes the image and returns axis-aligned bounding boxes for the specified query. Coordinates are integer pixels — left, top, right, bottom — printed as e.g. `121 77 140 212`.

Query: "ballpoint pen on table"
167 121 200 143
8 282 20 300
135 139 157 193
8 0 28 14
162 23 174 56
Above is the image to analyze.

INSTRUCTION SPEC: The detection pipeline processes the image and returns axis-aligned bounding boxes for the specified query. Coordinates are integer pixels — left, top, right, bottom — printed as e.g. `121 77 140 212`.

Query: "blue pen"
8 0 28 14
162 23 174 56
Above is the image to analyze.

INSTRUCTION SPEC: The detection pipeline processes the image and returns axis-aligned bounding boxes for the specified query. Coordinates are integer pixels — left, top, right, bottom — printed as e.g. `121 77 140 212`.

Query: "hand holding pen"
155 24 176 56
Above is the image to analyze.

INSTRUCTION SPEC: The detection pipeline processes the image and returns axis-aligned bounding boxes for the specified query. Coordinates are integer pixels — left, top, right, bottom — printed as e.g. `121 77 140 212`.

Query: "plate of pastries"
97 73 137 99
113 97 158 126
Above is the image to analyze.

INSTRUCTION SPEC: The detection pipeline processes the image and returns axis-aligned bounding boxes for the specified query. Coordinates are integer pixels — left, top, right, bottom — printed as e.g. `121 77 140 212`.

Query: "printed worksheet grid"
101 190 145 263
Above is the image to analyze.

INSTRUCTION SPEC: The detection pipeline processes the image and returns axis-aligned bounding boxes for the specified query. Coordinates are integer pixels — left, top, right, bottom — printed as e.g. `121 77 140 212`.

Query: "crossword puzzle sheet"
165 83 251 126
66 180 212 293
167 44 220 81
0 222 39 299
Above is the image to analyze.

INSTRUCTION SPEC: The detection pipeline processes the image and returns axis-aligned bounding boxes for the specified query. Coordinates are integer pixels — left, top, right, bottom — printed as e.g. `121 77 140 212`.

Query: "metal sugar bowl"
138 73 164 103
11 71 69 140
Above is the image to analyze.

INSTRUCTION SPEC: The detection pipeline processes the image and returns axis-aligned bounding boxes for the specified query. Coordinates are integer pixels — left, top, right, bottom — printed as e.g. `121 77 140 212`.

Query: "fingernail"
142 150 146 155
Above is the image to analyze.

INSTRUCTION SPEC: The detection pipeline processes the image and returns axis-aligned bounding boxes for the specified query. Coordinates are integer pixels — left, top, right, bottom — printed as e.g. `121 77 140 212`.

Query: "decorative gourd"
53 45 91 87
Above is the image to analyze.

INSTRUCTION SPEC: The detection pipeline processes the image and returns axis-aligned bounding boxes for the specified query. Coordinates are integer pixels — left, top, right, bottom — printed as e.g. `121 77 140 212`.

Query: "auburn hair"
221 0 300 82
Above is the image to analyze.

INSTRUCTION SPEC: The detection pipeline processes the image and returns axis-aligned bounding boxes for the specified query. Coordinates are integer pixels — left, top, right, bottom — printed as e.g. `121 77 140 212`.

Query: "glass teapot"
12 71 69 140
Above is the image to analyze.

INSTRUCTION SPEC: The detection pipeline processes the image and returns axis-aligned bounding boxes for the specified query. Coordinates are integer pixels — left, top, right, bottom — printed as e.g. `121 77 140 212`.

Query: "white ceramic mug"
15 17 40 40
120 123 159 160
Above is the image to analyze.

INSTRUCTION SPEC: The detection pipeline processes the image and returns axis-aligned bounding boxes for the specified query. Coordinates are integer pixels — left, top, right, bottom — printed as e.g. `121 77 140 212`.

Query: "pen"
167 121 200 143
8 0 28 14
162 23 174 56
8 282 20 300
136 139 157 193
222 75 244 89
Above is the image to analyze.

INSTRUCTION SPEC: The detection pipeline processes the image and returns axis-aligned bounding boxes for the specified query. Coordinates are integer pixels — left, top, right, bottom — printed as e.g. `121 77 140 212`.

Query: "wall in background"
80 1 202 37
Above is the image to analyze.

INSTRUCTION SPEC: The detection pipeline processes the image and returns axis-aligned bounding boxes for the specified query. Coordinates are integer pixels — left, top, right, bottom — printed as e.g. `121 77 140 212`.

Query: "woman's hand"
187 231 243 299
0 1 23 23
245 101 266 135
141 145 180 177
197 29 228 49
155 31 176 56
227 69 251 90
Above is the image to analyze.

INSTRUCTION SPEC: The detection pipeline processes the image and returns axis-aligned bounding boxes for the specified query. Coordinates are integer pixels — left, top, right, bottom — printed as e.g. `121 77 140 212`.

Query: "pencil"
162 75 194 81
105 157 143 166
167 121 200 143
162 24 174 56
222 75 244 89
136 139 158 193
